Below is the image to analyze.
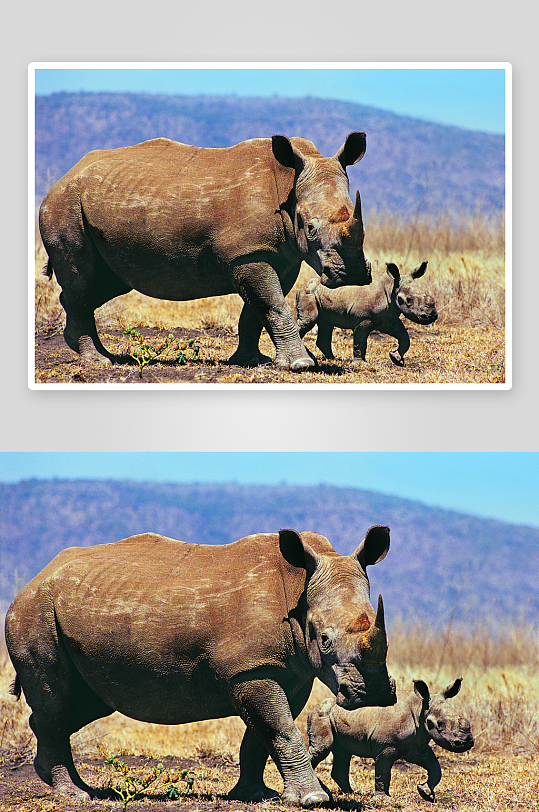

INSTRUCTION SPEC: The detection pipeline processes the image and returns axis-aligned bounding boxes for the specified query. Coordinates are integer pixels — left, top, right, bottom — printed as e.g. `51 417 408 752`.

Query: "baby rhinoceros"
308 677 473 803
296 261 437 366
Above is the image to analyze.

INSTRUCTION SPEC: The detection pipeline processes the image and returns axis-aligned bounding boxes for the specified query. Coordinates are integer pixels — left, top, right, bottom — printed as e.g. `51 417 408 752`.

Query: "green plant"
123 328 201 377
105 755 196 810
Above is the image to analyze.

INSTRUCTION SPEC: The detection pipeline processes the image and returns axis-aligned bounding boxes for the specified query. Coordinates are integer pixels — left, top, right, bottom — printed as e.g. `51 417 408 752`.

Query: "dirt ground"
1 749 535 812
33 323 505 386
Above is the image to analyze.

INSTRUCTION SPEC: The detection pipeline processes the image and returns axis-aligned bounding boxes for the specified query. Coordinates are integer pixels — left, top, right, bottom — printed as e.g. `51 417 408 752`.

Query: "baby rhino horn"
360 594 388 662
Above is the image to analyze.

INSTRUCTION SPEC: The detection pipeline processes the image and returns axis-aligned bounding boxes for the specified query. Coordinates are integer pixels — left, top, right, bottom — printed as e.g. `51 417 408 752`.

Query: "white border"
29 62 512 391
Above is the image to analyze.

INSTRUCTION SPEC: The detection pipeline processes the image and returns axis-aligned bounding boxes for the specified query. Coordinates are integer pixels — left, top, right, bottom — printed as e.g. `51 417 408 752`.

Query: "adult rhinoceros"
39 133 371 371
6 526 395 807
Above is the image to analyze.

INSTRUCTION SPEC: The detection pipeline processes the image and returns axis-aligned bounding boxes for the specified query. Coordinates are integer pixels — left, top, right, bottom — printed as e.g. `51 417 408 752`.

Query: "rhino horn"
340 191 364 244
352 189 363 225
361 594 388 661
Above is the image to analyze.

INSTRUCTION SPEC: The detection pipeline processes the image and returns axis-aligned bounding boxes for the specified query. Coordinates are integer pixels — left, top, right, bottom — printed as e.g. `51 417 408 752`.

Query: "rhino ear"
413 679 430 704
443 678 463 699
412 261 428 279
386 263 400 282
351 526 390 569
279 529 320 575
335 132 366 169
272 135 306 173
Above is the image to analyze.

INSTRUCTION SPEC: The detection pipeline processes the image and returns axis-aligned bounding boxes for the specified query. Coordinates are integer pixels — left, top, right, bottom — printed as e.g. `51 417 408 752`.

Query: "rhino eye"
319 632 332 652
427 716 445 732
306 223 318 240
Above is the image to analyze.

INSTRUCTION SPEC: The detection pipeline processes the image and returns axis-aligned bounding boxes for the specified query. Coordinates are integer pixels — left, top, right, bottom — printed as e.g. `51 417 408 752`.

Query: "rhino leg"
49 238 132 364
315 320 335 359
230 261 314 371
351 326 370 364
230 677 328 808
386 321 410 367
307 702 334 769
373 747 398 797
410 746 441 802
231 679 316 804
295 287 320 339
57 290 113 365
228 304 272 367
331 748 353 794
228 728 279 802
30 675 114 799
11 638 114 798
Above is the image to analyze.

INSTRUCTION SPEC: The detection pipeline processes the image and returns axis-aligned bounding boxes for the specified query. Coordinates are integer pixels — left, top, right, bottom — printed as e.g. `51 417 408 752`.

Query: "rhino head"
414 677 474 753
280 526 396 710
387 261 438 324
272 133 372 289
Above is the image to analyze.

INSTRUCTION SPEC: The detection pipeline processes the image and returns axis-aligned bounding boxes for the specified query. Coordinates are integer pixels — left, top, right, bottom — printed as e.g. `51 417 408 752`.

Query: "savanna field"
1 620 536 812
34 211 506 385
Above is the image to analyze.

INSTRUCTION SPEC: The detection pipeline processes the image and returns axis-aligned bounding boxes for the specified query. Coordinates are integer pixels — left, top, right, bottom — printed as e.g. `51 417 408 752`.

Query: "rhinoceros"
308 677 474 802
296 261 438 366
5 526 396 807
39 133 372 371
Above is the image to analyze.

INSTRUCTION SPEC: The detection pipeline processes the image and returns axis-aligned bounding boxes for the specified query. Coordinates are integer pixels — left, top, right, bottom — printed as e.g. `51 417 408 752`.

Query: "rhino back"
315 279 386 328
41 138 296 300
331 691 419 754
6 533 311 722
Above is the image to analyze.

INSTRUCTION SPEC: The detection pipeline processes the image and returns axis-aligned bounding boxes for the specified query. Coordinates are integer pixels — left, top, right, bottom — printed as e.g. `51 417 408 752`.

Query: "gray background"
6 1 532 452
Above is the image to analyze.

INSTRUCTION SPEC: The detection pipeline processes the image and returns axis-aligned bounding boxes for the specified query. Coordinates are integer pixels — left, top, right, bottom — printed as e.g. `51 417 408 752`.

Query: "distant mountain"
34 93 504 220
1 480 534 628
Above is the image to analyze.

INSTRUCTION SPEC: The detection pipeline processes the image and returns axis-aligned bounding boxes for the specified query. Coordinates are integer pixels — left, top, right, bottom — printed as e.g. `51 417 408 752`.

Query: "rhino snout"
401 303 438 324
318 252 371 289
443 730 474 753
428 716 474 752
418 307 438 324
455 733 475 751
335 667 397 710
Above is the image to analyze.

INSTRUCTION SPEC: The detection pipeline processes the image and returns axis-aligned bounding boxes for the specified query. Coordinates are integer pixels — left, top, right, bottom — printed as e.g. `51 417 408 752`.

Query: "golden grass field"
34 211 506 385
1 618 536 812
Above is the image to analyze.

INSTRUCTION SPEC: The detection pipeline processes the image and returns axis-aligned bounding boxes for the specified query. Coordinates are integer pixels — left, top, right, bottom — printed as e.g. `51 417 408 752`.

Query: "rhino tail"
43 257 54 279
10 675 22 701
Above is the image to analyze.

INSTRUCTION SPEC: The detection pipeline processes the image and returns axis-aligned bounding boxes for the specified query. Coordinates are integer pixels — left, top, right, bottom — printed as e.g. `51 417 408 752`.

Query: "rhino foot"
280 787 330 808
227 780 279 802
389 351 405 367
48 766 92 800
290 356 316 372
371 791 391 804
228 349 272 367
417 782 436 802
77 335 112 366
274 345 316 371
300 789 331 807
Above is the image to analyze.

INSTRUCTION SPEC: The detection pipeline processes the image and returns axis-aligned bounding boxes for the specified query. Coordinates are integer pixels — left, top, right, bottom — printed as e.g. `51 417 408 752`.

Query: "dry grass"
1 619 537 810
365 209 505 256
33 213 506 384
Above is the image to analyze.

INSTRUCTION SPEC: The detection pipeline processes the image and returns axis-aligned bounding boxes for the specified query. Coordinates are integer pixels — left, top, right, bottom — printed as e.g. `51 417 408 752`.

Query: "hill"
34 93 505 220
1 480 534 628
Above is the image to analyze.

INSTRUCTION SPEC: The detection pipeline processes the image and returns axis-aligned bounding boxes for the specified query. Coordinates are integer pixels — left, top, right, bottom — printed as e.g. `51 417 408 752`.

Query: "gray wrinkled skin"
296 260 437 367
39 133 371 372
308 677 474 802
6 526 396 808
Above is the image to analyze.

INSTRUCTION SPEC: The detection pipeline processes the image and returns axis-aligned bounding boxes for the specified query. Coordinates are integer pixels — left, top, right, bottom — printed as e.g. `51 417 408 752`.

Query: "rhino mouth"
405 309 438 325
444 735 475 753
319 258 372 289
335 671 397 710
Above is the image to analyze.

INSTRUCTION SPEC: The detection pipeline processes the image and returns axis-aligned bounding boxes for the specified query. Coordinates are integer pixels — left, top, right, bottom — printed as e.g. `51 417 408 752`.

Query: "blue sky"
32 65 508 135
1 452 536 527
